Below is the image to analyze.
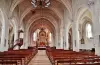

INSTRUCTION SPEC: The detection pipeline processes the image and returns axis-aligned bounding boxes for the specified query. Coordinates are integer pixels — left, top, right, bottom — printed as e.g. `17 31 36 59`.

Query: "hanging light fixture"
31 0 50 32
31 0 50 8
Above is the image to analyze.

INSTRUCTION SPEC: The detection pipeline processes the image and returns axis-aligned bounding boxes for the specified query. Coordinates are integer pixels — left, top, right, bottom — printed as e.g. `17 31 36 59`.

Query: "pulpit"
17 38 23 49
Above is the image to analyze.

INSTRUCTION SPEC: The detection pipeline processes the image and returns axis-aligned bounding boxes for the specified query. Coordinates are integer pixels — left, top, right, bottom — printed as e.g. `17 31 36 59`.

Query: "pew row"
46 46 100 65
0 47 38 65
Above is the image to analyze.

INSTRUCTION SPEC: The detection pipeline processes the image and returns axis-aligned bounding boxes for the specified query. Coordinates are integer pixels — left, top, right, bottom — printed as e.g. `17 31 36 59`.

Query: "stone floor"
28 50 52 65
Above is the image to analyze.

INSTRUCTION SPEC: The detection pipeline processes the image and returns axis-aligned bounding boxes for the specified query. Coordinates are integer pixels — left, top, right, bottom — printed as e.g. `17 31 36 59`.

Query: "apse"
29 18 55 47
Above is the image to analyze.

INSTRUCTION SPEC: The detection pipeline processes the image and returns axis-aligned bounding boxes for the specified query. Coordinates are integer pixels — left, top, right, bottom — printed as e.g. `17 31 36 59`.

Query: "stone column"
13 19 19 50
49 33 54 47
63 27 66 50
23 30 28 49
14 25 18 44
91 0 100 56
0 23 6 52
59 25 64 49
72 22 80 52
52 34 55 47
65 28 69 50
55 32 59 48
63 8 70 50
0 11 9 52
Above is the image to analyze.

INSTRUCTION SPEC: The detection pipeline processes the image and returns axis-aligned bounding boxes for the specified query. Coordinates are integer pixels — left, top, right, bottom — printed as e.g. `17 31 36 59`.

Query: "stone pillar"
0 12 9 52
24 30 28 49
14 25 18 44
60 27 64 49
63 9 66 50
55 32 59 48
63 27 66 50
13 19 19 50
72 22 80 52
52 34 55 47
89 0 100 55
4 19 9 51
63 21 68 50
0 23 6 52
94 35 100 55
49 33 54 47
64 27 69 50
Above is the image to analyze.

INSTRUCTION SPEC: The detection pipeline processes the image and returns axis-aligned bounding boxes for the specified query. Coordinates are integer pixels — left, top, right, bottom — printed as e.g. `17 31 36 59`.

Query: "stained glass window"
86 23 93 38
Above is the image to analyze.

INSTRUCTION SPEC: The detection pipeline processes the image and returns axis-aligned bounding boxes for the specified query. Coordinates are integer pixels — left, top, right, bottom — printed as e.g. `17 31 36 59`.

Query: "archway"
28 18 56 48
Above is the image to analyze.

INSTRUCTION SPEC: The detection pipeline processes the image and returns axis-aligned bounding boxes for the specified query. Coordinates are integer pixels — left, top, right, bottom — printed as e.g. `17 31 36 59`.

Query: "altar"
39 42 46 47
38 42 47 50
36 28 48 49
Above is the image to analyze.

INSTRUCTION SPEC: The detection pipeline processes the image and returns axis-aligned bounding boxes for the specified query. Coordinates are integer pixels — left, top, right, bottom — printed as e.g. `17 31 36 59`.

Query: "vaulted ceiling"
10 0 72 34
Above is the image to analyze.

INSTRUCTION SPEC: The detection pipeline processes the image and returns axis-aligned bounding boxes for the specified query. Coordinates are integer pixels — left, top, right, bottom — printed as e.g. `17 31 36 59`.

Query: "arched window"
33 32 37 41
49 33 52 42
86 23 93 38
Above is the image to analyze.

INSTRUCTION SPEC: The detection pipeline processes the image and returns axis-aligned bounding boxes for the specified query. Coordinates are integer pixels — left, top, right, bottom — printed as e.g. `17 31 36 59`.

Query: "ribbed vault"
29 18 55 36
10 0 72 27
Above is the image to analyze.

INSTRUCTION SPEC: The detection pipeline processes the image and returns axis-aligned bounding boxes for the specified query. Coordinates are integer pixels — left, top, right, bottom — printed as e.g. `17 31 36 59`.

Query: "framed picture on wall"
81 37 84 44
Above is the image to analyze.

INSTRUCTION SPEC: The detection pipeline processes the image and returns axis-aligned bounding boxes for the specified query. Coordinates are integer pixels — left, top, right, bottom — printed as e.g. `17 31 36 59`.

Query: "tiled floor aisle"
28 50 52 65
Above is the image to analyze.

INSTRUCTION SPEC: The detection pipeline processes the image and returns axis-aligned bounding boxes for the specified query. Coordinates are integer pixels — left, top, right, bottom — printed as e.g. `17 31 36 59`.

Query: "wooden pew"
0 47 38 65
46 47 100 65
0 61 17 65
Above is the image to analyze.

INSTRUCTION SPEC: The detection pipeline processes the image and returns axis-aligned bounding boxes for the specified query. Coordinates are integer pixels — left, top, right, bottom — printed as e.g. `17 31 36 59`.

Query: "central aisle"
28 50 52 65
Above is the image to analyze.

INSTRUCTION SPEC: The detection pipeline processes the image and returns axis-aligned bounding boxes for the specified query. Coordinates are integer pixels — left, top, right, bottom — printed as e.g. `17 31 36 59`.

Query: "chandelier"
31 0 50 8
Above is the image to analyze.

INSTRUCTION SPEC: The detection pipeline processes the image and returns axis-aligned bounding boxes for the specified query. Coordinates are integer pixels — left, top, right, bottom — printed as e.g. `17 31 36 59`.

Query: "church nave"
0 0 100 65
